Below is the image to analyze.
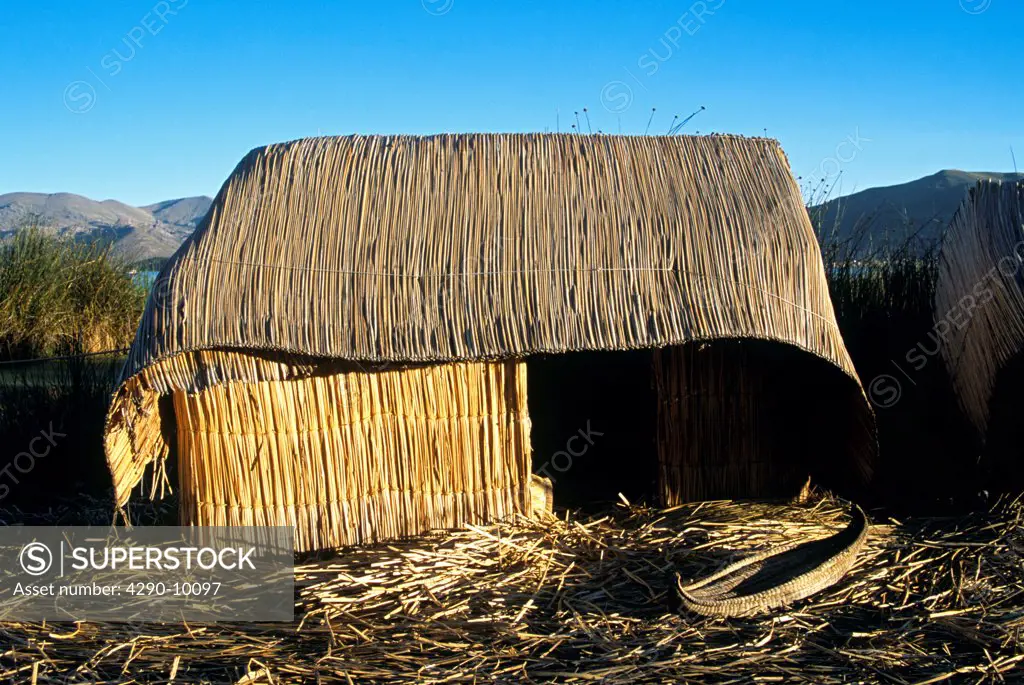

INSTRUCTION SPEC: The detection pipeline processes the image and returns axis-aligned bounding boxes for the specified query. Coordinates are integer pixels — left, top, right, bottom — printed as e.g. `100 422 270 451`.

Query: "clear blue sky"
1 1 1021 206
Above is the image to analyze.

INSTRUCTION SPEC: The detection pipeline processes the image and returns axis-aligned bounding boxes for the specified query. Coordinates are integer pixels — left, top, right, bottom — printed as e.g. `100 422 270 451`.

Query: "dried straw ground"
2 495 1022 684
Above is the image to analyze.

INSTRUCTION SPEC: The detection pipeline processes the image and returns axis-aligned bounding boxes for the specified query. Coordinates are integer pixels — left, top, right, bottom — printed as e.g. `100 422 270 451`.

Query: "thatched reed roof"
106 134 874 506
936 180 1024 437
125 133 861 373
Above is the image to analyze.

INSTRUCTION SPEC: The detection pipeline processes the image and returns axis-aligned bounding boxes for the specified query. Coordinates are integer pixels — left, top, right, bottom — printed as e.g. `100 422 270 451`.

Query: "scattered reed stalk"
1 495 1021 683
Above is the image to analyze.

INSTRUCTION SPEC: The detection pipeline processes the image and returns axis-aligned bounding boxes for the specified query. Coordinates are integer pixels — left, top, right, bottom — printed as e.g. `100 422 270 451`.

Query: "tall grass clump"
811 197 979 513
0 224 147 360
0 224 148 510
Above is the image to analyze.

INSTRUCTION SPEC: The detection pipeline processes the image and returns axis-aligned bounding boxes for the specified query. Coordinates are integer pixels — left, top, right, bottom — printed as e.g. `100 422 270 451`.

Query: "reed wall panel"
655 341 874 502
656 343 805 503
172 360 531 551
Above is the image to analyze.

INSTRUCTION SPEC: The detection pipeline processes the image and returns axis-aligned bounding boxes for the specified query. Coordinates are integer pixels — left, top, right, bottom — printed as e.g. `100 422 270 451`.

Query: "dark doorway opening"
526 341 875 512
526 349 658 511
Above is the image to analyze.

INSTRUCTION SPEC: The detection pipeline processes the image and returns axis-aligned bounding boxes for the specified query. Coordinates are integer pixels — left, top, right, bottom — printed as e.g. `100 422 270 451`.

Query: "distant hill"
143 196 214 226
811 170 1024 256
0 192 212 263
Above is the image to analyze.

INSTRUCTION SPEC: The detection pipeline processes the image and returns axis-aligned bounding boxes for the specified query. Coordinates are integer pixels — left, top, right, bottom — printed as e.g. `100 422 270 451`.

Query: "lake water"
132 271 160 289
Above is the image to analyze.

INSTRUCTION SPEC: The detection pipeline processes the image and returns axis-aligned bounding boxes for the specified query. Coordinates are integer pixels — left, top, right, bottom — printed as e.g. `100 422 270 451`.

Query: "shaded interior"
143 340 873 532
981 350 1024 493
657 339 874 504
526 349 658 510
527 341 874 510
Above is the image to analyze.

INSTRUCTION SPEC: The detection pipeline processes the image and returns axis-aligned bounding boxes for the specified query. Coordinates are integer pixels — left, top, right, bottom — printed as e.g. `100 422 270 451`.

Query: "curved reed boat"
677 504 869 617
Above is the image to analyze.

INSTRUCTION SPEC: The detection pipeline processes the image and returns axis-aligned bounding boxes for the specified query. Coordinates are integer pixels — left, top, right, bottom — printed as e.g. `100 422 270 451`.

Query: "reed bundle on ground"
676 504 870 617
0 495 1021 683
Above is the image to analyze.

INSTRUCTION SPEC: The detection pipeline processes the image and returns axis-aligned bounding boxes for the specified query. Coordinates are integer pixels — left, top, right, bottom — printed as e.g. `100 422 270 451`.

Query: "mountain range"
812 170 1024 255
1 169 1021 263
0 192 212 264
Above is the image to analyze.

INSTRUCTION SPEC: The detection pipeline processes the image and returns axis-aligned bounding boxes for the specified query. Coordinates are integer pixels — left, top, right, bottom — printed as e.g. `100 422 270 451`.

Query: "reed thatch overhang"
936 180 1024 438
105 133 876 507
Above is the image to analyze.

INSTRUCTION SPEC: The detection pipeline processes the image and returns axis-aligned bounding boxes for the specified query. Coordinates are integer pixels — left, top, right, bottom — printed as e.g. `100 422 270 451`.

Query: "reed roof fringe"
105 134 875 506
935 180 1024 437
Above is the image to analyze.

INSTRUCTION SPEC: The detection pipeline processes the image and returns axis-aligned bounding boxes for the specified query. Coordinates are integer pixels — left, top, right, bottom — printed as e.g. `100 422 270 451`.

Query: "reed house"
104 134 877 551
936 180 1024 489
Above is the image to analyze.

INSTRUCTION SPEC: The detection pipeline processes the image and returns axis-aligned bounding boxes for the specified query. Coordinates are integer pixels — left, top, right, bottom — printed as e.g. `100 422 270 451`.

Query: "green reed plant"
0 224 147 360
